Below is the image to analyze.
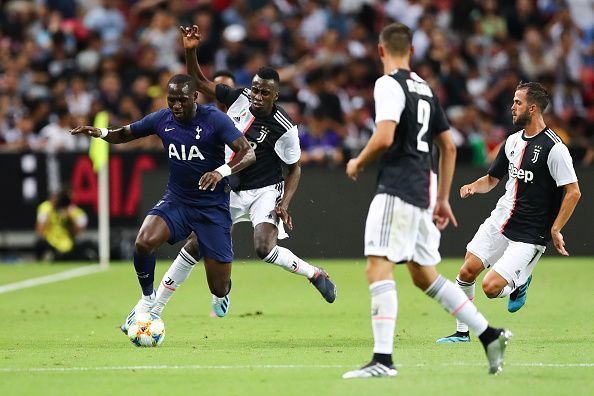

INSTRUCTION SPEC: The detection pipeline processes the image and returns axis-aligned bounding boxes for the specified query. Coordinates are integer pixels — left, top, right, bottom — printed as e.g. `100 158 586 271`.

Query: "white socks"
426 275 488 336
455 277 475 333
370 280 397 354
263 246 316 278
151 248 196 316
496 284 514 298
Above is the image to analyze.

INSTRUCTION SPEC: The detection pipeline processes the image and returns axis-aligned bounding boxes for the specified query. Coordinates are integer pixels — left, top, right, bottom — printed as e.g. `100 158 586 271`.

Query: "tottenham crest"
195 125 202 140
531 145 542 163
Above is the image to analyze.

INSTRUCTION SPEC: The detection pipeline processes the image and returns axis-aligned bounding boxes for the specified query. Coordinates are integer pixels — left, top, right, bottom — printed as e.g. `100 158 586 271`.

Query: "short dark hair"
168 74 197 92
379 23 413 55
213 70 236 83
256 67 280 84
516 81 550 113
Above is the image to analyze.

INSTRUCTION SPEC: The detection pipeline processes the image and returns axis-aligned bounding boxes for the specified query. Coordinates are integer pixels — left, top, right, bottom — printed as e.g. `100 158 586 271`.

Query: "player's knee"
458 265 479 283
482 279 501 298
183 236 201 261
365 264 391 284
134 238 154 256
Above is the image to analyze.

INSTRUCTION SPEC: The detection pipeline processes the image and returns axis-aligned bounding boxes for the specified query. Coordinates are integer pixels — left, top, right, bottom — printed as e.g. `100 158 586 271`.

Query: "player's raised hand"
275 206 293 230
346 158 361 181
433 198 458 230
70 126 101 138
460 183 476 198
198 171 223 191
180 25 202 49
551 229 569 256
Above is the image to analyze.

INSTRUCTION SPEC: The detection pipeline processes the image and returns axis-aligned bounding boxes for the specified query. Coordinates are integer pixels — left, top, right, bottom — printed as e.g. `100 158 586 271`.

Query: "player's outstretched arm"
198 136 255 191
460 175 500 198
180 25 217 97
70 125 136 144
551 181 581 256
275 161 301 230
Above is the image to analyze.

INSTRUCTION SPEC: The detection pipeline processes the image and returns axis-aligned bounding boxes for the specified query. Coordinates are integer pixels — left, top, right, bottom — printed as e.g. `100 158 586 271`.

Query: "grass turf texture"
1 258 593 396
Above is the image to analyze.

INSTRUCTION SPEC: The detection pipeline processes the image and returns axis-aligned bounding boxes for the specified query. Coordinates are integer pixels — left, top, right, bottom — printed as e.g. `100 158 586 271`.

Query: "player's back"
375 70 450 209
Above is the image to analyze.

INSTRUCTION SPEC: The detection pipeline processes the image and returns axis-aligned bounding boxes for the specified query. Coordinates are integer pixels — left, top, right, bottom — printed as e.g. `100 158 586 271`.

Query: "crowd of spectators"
1 0 593 167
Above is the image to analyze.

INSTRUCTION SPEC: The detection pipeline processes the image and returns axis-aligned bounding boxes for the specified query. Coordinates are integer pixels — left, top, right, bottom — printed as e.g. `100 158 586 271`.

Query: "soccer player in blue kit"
70 74 255 331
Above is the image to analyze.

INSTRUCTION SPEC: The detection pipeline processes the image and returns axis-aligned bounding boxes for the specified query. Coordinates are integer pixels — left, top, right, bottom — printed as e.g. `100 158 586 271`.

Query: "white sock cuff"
263 246 280 263
369 280 396 295
456 276 475 287
178 248 197 268
425 275 447 298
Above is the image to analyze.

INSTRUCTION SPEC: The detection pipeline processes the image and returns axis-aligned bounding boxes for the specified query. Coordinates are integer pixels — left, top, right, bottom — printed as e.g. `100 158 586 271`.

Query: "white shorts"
467 217 545 287
364 194 441 266
230 182 288 239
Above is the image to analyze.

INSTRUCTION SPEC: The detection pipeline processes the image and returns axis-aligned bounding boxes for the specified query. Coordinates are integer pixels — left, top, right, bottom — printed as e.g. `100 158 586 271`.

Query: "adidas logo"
233 116 241 122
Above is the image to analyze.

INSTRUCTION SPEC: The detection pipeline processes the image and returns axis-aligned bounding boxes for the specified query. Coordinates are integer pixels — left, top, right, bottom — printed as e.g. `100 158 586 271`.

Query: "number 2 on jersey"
416 99 430 152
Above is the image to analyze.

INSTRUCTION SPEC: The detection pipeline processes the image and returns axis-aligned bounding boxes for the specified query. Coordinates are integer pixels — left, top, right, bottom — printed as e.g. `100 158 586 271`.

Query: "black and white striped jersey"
215 84 301 191
374 69 450 209
487 127 577 246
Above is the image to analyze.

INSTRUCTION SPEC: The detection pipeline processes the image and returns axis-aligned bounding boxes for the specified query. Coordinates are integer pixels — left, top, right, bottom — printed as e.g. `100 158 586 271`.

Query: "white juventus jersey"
216 84 301 191
487 128 577 245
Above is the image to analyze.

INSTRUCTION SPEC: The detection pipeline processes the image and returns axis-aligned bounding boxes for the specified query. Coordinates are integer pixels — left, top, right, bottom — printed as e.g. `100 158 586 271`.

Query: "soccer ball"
127 312 166 347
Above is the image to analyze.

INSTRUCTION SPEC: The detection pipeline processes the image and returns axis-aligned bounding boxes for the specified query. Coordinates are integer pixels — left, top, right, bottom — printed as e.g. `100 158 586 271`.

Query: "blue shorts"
148 195 233 263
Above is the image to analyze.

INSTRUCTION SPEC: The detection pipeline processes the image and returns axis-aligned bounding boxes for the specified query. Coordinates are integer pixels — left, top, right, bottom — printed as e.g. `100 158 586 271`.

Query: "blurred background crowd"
1 0 593 167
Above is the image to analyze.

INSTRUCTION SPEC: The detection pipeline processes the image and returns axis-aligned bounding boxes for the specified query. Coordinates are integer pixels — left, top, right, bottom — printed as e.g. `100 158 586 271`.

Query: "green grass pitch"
1 258 593 396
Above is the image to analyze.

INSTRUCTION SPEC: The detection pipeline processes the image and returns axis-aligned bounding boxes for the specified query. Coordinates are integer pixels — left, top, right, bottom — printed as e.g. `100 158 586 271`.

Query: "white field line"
0 265 105 294
0 362 593 373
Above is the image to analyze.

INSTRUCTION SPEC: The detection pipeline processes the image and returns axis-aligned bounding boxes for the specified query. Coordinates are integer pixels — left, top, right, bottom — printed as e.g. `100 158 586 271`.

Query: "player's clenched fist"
460 184 475 198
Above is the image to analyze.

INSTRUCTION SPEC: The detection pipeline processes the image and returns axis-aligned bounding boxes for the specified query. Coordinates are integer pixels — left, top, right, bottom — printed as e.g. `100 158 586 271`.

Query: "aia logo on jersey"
257 126 269 143
531 145 542 163
508 163 534 183
168 143 205 160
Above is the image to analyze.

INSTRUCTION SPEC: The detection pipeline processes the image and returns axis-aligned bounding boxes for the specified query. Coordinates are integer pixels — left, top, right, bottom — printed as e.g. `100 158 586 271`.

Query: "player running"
343 23 510 378
148 25 337 319
437 82 580 343
70 74 255 332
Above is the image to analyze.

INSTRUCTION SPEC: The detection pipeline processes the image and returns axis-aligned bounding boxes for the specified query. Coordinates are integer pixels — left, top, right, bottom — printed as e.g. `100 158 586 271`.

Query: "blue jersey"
130 106 243 206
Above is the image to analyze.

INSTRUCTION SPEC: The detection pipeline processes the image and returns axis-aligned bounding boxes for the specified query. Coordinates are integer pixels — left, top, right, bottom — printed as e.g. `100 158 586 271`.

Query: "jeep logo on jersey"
168 144 205 160
508 163 534 183
531 145 542 163
195 126 202 140
256 126 269 143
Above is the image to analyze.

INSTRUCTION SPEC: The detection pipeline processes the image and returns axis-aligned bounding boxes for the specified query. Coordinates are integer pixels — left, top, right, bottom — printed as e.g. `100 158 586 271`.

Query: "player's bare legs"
151 233 201 317
203 257 232 297
256 222 337 303
204 257 232 317
482 269 510 298
437 251 484 343
122 215 170 333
